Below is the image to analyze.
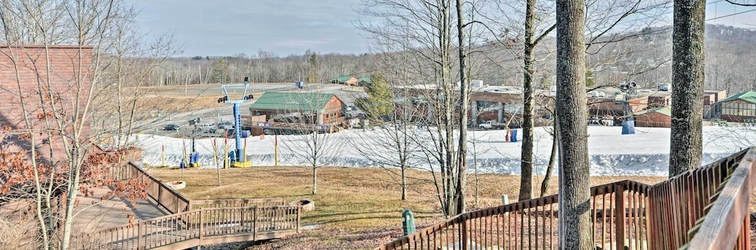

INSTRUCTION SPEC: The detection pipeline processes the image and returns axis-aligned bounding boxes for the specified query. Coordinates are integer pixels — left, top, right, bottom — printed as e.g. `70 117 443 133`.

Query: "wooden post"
615 184 626 248
460 214 468 250
274 135 279 167
137 221 143 250
253 207 258 241
297 207 301 233
240 207 245 227
199 208 204 247
158 185 163 211
743 213 751 250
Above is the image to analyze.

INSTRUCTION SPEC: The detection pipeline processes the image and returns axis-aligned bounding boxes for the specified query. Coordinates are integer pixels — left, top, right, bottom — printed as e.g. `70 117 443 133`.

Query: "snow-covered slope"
129 126 756 176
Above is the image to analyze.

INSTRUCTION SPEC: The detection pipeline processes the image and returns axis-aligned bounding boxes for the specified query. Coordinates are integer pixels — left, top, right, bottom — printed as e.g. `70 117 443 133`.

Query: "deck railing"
686 147 755 249
377 147 756 250
190 198 287 210
70 205 301 250
378 180 648 249
111 163 289 215
83 163 300 249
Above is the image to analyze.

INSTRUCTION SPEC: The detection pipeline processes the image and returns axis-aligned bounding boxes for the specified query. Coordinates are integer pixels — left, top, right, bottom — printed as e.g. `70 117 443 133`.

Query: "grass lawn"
150 166 667 249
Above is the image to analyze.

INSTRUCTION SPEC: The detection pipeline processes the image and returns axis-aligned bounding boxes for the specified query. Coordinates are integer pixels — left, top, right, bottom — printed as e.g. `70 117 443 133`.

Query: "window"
722 102 737 115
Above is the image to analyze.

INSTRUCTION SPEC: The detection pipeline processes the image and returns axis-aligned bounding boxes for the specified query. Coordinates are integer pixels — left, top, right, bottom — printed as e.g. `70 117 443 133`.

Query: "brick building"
634 107 672 128
0 45 93 163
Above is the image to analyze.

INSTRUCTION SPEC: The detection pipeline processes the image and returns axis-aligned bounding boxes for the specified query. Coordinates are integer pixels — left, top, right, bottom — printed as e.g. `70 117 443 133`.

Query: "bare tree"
359 0 464 217
556 0 591 249
0 1 161 249
278 92 343 195
669 0 705 176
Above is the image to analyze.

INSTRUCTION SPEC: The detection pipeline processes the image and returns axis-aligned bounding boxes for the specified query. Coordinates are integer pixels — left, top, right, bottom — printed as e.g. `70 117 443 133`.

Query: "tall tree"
211 58 229 84
307 52 318 83
278 92 342 195
556 0 591 249
359 0 465 217
356 73 394 118
454 0 469 215
519 0 556 201
669 0 705 177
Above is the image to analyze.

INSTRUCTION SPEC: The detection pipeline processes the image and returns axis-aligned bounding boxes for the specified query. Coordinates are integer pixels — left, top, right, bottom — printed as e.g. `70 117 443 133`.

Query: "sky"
129 0 756 57
129 0 375 57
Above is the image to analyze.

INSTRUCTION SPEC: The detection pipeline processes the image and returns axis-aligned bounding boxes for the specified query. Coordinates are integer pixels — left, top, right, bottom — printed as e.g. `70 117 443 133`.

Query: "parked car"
217 121 234 130
198 123 217 133
164 124 180 131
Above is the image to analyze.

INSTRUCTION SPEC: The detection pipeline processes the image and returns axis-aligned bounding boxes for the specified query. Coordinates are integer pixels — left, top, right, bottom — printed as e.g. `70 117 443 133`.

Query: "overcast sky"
129 0 374 57
129 1 756 57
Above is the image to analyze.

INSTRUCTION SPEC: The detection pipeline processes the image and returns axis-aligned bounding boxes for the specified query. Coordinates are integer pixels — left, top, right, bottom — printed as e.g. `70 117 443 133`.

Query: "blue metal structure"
219 77 254 166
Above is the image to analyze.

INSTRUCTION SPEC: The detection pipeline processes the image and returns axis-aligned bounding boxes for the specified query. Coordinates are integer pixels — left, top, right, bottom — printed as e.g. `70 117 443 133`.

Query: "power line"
707 8 756 21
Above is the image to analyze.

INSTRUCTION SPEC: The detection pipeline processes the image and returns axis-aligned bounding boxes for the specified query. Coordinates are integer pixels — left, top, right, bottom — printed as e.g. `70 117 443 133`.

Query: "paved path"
72 187 167 233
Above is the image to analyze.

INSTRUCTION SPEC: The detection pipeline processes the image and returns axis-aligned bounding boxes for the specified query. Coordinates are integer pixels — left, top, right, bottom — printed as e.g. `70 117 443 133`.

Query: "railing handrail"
688 147 756 249
71 205 301 249
376 180 647 250
76 205 301 236
83 163 300 249
125 162 193 214
190 198 286 205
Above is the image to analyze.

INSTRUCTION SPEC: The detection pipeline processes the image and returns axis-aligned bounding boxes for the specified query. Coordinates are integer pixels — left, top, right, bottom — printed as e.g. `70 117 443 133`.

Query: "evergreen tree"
211 58 229 83
356 73 394 118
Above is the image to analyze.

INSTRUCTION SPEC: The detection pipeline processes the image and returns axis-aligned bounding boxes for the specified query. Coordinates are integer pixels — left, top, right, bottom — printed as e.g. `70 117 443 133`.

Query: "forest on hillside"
142 24 756 95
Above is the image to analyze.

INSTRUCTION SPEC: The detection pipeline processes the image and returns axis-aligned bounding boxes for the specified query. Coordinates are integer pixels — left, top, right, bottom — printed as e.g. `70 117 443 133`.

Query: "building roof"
249 92 339 112
329 76 355 83
634 106 671 116
358 76 372 84
720 91 756 104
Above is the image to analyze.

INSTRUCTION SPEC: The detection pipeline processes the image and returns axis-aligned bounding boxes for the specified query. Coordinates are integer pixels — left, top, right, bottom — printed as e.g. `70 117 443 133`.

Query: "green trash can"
402 209 416 236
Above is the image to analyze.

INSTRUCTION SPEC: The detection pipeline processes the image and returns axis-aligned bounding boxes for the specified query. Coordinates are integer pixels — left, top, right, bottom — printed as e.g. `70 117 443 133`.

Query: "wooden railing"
85 163 300 249
377 147 756 250
190 198 287 210
685 147 756 249
70 205 301 250
377 180 648 249
125 162 193 214
111 163 288 215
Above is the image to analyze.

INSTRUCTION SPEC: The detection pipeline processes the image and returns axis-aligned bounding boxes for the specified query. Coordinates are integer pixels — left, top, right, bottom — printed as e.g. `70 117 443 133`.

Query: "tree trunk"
454 0 468 215
556 0 592 249
540 114 558 197
670 0 705 177
312 166 318 195
519 0 537 201
401 167 407 200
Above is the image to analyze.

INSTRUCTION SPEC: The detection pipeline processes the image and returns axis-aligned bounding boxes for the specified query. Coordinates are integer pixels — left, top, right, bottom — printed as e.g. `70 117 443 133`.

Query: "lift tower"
218 77 254 167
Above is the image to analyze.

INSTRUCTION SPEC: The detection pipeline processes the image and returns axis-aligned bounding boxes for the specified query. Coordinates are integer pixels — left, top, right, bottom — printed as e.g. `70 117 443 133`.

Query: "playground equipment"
218 77 254 168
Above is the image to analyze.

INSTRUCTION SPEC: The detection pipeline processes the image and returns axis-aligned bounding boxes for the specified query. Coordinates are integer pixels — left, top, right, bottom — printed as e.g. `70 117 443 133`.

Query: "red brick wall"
635 112 671 128
0 45 93 164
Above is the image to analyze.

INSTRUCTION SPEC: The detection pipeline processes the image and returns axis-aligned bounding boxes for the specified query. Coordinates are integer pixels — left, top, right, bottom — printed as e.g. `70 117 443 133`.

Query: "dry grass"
150 167 668 249
0 216 40 250
136 95 224 113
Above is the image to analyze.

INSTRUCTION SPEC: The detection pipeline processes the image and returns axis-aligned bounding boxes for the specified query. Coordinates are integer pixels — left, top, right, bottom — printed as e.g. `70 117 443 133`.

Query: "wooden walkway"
71 163 301 250
72 205 300 250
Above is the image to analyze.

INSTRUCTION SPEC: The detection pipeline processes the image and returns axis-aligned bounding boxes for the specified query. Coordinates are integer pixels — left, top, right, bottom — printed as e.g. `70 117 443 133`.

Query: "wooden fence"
377 147 756 250
70 205 301 250
75 162 300 249
190 198 287 210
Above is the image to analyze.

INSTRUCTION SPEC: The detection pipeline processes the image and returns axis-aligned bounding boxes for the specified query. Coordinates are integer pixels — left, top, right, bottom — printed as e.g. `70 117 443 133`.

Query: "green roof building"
249 92 346 125
329 76 358 86
358 76 372 85
717 91 756 122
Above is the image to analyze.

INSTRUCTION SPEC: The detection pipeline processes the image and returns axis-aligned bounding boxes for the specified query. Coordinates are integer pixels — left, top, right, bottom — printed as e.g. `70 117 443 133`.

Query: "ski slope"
129 125 756 176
